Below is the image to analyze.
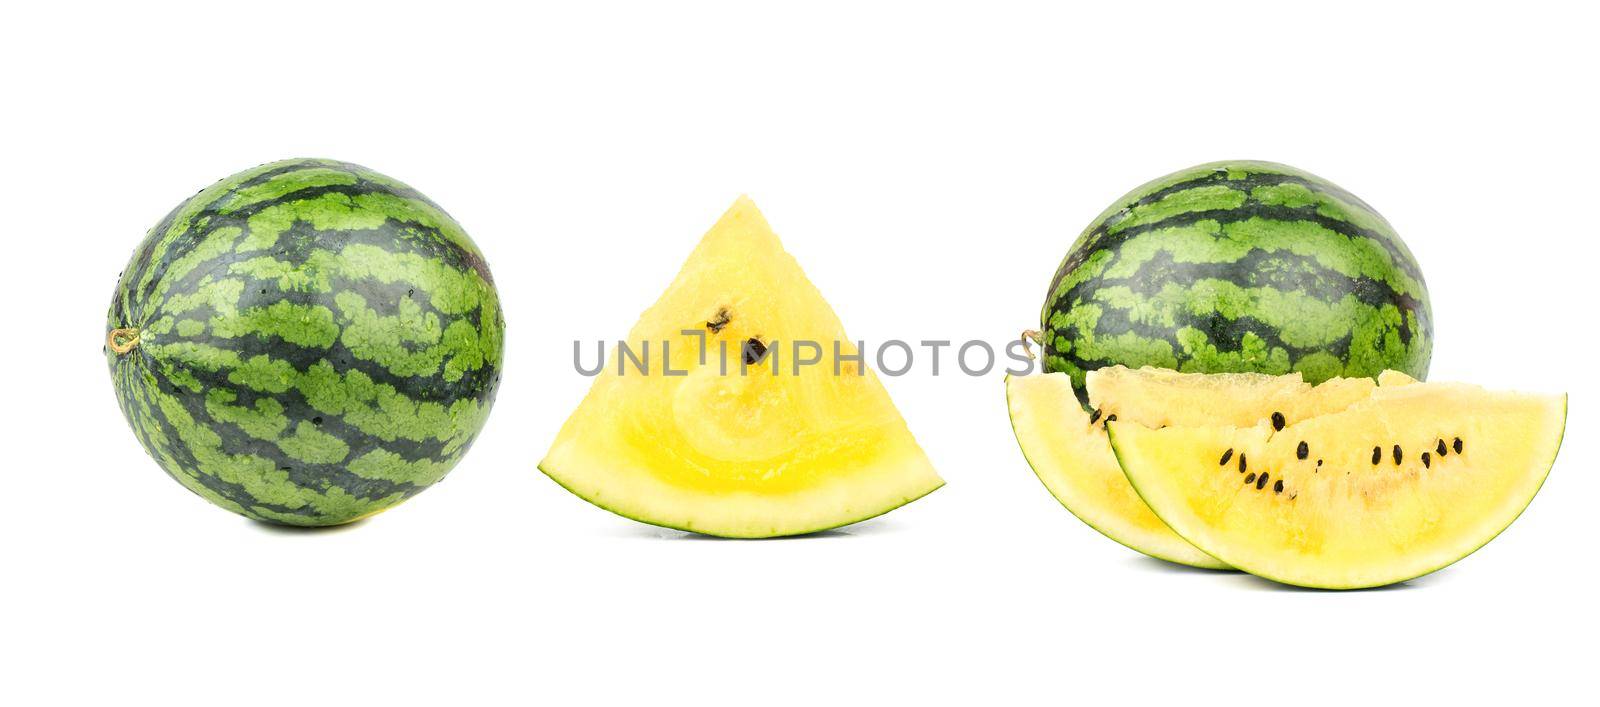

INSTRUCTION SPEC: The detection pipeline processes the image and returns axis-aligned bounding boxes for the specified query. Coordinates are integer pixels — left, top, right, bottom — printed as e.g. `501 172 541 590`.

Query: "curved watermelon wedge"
1006 367 1414 569
1109 381 1566 589
1007 372 1227 568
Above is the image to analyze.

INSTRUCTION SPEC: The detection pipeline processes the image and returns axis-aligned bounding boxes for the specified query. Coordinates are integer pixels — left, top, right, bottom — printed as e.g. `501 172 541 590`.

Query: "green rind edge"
535 462 945 540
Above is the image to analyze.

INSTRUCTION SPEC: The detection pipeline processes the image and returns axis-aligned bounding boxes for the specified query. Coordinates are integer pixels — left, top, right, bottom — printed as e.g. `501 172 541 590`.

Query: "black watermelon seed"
1219 448 1233 466
1273 479 1284 494
1393 445 1402 465
1296 441 1309 460
1271 412 1286 431
1089 408 1102 424
1244 472 1256 484
1437 439 1448 457
707 308 731 333
1316 459 1323 467
1238 453 1248 473
1453 437 1464 454
1422 452 1432 469
1372 446 1381 464
1256 472 1270 490
742 338 767 365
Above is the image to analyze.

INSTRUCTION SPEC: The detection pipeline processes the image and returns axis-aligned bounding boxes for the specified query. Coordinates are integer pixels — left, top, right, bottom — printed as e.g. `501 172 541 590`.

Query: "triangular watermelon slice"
540 197 943 537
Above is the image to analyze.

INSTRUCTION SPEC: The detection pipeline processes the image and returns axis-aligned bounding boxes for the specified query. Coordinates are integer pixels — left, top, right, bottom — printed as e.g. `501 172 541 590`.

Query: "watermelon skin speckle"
1041 161 1432 398
105 159 504 526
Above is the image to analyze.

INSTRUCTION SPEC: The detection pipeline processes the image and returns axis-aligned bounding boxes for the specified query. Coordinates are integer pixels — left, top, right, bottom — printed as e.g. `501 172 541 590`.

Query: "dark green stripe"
1051 247 1425 342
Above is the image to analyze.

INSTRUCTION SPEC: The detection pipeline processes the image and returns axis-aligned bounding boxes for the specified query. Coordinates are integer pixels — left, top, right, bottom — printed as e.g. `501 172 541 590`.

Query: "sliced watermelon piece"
1006 367 1414 568
1109 381 1566 588
540 197 943 538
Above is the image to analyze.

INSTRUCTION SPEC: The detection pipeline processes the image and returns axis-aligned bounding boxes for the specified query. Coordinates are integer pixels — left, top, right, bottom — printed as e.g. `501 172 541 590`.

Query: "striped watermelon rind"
1041 160 1432 396
106 159 504 526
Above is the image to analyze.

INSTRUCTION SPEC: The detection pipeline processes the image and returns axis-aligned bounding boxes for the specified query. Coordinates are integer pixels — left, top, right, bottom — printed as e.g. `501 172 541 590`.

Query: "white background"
3 2 1595 704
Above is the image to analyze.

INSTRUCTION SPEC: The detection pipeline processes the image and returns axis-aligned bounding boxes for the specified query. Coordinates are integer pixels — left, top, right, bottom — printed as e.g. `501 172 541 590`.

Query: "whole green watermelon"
105 159 504 526
1041 161 1431 395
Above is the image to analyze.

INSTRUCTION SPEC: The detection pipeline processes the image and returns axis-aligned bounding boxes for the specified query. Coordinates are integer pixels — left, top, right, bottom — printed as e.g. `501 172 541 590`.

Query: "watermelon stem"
1019 329 1042 360
107 327 140 355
